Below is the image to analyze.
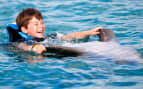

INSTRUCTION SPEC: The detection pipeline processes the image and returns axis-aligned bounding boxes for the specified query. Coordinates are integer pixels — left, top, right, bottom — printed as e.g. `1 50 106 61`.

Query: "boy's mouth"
37 31 44 33
37 31 44 36
38 32 42 33
38 32 44 35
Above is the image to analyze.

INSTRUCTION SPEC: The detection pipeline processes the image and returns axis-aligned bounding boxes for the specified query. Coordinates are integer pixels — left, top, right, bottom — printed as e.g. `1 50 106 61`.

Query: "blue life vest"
6 24 33 42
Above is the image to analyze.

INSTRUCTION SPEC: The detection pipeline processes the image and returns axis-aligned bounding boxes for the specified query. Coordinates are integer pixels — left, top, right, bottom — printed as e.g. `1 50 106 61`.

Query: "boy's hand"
86 27 102 36
60 27 103 41
32 44 46 54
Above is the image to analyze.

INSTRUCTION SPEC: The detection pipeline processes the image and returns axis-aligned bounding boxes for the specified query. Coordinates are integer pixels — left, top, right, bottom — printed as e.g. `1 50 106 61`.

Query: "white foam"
63 41 142 62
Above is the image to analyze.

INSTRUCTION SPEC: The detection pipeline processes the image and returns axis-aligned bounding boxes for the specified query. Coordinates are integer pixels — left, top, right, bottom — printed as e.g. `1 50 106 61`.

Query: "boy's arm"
61 27 102 41
17 42 46 54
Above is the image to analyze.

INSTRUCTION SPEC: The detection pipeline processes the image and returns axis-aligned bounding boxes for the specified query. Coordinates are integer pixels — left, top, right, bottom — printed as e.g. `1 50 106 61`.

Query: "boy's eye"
33 23 38 25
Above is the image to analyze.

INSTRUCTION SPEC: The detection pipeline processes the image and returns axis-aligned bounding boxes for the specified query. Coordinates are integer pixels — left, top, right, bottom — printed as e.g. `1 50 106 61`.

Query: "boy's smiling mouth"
37 30 44 33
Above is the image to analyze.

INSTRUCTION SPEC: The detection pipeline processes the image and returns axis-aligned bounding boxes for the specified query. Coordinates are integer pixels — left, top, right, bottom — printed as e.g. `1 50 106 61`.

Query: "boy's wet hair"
16 8 43 31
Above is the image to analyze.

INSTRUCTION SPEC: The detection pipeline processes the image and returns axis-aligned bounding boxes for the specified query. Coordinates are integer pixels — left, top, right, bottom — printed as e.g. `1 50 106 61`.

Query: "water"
0 0 143 89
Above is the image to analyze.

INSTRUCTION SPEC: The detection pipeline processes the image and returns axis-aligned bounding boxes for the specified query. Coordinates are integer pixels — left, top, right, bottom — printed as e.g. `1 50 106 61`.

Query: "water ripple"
0 0 143 89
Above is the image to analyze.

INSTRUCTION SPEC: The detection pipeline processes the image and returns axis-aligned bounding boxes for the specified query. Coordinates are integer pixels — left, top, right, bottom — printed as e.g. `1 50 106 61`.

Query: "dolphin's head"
98 28 117 42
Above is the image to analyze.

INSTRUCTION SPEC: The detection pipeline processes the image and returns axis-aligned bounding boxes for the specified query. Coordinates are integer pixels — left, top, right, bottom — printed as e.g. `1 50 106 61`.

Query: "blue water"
0 0 143 89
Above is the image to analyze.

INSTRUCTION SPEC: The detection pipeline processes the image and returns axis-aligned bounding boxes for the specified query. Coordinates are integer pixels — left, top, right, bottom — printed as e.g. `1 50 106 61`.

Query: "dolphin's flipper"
98 28 117 42
42 46 83 57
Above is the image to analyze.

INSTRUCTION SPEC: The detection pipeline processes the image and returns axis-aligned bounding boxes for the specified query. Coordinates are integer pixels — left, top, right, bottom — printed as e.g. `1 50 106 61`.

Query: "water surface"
0 0 143 89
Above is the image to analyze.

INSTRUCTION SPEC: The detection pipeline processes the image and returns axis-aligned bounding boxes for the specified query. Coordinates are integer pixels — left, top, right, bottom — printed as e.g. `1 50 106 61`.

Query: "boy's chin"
35 35 44 38
37 36 44 38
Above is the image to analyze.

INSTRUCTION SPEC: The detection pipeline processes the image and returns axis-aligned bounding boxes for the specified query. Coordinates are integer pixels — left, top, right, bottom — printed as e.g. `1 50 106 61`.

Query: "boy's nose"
38 24 45 31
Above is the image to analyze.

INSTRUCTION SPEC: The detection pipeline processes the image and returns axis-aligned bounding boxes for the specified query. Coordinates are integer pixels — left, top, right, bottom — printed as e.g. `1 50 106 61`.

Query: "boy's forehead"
29 17 43 22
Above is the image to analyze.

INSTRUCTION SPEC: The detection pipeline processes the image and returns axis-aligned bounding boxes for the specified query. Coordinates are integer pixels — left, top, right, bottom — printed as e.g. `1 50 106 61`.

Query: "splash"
63 41 142 63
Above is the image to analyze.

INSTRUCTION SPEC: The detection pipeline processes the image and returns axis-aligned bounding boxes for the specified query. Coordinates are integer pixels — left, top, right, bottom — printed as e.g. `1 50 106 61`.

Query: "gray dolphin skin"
98 29 117 42
44 28 116 57
43 46 83 57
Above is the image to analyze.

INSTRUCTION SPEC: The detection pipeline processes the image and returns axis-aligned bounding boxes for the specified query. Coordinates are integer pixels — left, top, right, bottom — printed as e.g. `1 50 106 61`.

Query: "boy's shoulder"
6 24 33 42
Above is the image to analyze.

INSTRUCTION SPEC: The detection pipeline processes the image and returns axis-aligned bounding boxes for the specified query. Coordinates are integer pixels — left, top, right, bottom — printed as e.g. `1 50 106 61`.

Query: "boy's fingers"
95 32 100 34
32 44 46 54
91 27 103 32
96 27 103 31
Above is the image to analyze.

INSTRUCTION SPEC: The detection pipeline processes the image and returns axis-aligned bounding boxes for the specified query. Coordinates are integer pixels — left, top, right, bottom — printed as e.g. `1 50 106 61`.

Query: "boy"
16 8 102 54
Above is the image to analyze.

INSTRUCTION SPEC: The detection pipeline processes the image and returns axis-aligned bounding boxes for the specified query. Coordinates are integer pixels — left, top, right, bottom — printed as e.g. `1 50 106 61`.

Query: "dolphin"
62 29 142 63
44 28 142 64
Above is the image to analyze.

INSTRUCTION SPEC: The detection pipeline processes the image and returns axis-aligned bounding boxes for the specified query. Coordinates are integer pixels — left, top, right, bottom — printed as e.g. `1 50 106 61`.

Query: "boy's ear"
21 26 28 33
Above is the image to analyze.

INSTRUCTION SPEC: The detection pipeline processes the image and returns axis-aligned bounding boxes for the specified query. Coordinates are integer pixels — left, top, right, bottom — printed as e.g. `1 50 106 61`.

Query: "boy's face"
21 17 45 38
